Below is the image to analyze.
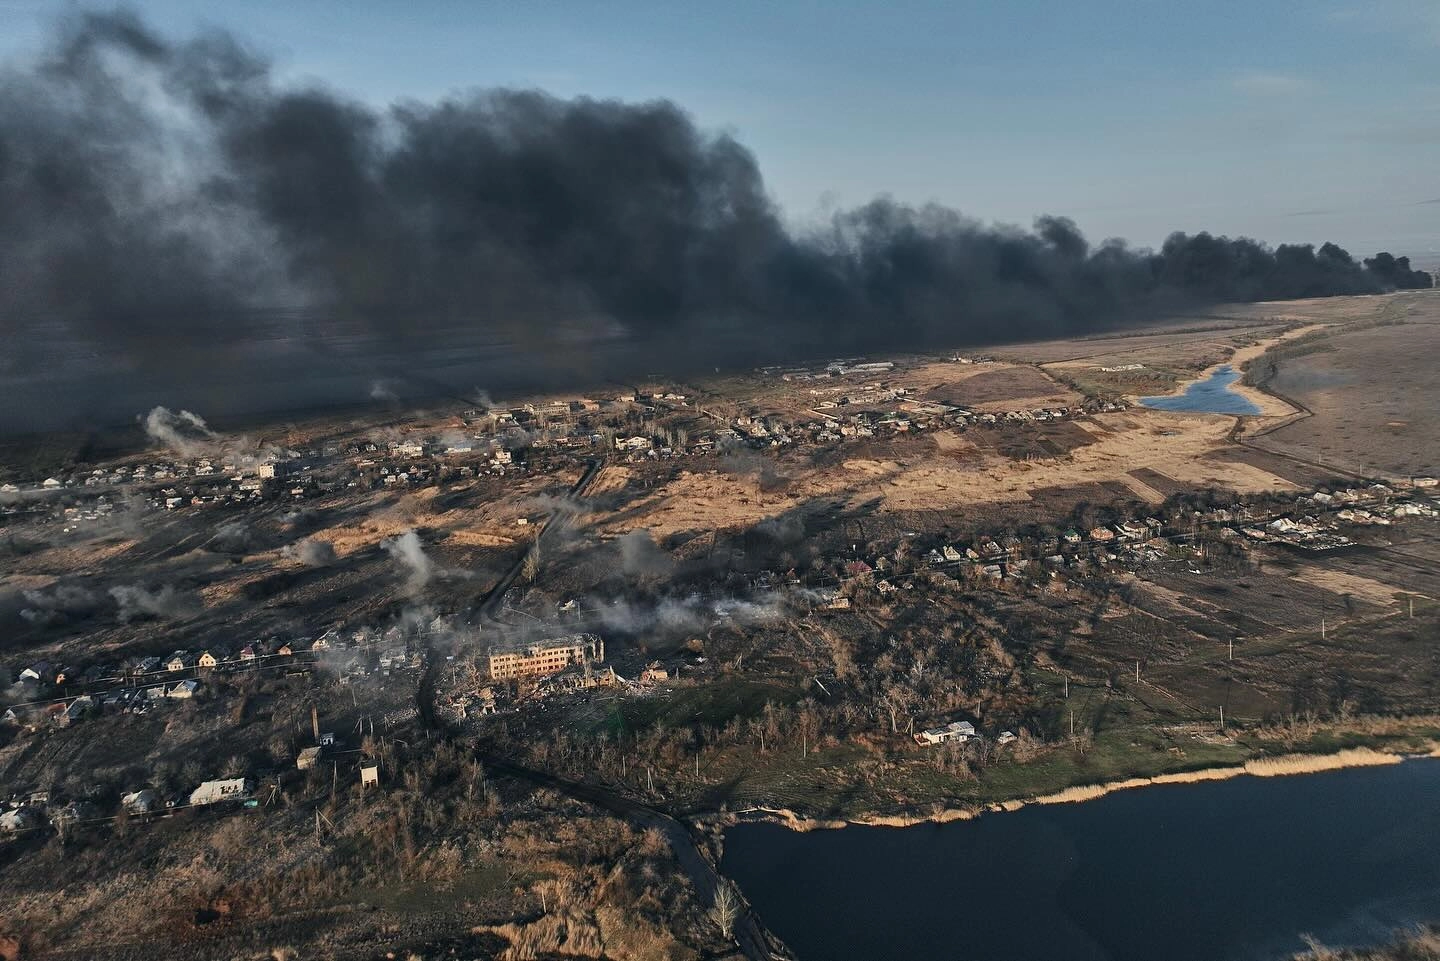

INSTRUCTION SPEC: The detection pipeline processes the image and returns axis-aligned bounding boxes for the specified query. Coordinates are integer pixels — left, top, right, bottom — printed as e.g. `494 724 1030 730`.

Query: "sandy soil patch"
587 465 632 495
1284 567 1408 608
591 410 1299 538
445 530 519 548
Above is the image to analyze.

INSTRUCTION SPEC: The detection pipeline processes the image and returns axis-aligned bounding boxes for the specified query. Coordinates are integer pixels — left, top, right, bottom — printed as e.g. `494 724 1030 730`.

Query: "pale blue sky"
4 0 1437 257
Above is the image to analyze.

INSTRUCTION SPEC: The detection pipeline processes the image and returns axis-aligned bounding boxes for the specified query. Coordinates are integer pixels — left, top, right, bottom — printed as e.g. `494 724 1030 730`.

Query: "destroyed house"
486 634 604 681
189 778 251 806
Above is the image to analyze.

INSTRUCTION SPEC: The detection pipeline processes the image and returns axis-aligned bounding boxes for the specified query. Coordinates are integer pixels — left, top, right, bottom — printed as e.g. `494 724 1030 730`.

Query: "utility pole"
1410 596 1415 619
1321 616 1326 641
1229 637 1233 661
1064 674 1069 698
1219 705 1224 730
1070 710 1075 738
1135 661 1141 684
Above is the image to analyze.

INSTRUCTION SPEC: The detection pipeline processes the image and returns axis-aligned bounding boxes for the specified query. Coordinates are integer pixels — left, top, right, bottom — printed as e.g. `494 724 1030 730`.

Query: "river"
1141 364 1261 415
722 759 1440 961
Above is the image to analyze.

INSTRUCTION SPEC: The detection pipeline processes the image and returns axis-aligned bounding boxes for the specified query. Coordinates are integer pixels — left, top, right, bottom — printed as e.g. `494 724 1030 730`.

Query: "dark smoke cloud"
108 583 201 622
19 582 106 626
0 11 1431 433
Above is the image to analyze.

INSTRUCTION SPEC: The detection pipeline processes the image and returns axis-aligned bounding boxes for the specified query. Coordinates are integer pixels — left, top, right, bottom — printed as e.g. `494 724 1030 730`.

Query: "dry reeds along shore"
1029 747 1401 807
749 747 1421 832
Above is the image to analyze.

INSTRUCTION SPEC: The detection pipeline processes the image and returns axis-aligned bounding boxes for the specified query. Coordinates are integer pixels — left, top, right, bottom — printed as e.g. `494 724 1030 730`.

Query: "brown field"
916 364 1081 410
1249 294 1440 480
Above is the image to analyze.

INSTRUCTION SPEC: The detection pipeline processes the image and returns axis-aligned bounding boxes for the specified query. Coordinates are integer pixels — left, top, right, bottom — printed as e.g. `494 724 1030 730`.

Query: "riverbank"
721 753 1440 961
720 739 1440 834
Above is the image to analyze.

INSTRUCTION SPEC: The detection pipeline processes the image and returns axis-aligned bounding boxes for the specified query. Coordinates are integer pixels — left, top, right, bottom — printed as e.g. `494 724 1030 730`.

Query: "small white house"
166 679 200 699
914 720 976 746
121 790 159 815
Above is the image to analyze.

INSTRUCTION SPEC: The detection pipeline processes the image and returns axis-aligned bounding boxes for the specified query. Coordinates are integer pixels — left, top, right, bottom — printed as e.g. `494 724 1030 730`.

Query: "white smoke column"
381 530 434 595
140 406 218 457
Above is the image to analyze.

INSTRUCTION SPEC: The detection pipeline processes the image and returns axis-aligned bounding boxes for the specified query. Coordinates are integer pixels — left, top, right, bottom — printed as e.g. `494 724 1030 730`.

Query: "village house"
131 655 163 675
166 651 196 672
915 720 976 746
167 679 200 699
121 790 159 815
56 696 95 727
198 646 231 669
310 628 342 652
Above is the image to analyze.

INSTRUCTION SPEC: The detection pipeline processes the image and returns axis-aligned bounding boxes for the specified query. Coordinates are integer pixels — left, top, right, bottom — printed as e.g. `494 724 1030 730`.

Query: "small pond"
1141 364 1261 415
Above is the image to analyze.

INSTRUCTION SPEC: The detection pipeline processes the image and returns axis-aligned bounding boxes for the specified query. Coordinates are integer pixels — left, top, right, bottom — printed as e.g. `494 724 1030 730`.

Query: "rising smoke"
141 407 220 457
380 530 435 595
284 537 337 567
0 11 1431 432
614 529 676 580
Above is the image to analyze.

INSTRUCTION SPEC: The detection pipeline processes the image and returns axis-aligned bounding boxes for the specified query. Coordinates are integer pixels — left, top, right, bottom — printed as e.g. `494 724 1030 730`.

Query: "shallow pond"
1141 364 1261 415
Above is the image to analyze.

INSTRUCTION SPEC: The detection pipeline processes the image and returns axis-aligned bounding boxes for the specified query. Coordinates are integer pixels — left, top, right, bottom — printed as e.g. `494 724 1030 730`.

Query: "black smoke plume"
0 11 1430 433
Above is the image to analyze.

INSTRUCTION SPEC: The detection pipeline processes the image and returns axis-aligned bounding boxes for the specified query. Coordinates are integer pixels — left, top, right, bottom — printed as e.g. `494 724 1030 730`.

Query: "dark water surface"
1141 364 1261 415
722 760 1440 961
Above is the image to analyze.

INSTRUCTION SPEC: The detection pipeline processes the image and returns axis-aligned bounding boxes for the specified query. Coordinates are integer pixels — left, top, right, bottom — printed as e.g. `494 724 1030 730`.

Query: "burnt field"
1040 523 1440 726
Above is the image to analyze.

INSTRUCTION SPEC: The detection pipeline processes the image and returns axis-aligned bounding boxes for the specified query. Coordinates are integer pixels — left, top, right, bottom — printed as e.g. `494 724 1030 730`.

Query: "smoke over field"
0 11 1430 433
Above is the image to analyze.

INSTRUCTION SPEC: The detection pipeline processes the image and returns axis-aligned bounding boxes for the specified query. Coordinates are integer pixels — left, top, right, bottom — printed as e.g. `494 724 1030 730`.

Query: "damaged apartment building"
485 634 605 683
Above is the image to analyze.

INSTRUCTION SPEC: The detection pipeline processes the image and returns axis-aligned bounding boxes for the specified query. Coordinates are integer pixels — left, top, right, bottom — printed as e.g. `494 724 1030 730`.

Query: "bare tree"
710 882 740 941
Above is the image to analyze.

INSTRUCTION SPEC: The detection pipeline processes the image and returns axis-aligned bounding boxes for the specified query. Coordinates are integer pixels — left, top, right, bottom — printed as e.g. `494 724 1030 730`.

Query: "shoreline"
722 744 1438 834
1127 324 1326 420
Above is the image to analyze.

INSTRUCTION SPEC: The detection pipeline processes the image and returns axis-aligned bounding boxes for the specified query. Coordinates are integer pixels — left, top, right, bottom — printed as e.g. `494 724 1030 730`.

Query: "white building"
915 720 976 746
